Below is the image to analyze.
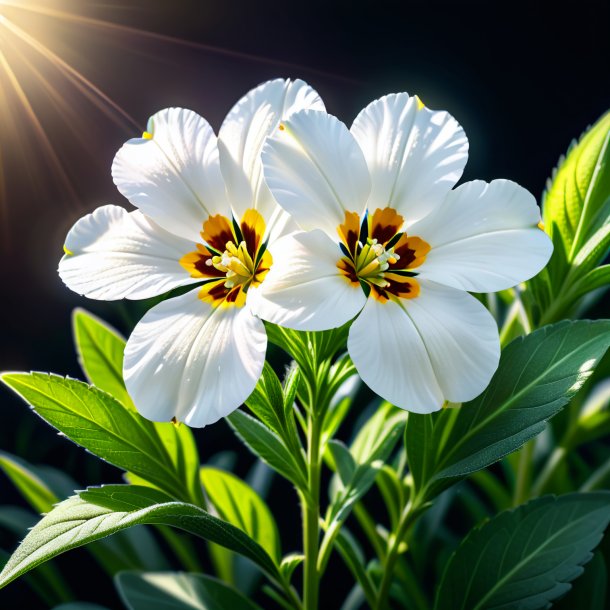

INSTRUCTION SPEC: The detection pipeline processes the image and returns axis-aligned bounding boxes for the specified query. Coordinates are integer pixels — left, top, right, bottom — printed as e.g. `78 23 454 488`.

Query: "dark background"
0 0 609 607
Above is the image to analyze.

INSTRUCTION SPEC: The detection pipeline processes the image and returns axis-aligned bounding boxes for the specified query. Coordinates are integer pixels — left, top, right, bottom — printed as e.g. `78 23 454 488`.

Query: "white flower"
251 94 553 413
58 78 324 427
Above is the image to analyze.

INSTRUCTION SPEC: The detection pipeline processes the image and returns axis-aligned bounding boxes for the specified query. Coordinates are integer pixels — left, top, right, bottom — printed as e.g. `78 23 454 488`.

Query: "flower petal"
112 108 230 242
261 110 371 240
58 205 198 300
348 281 499 412
249 229 366 331
351 93 468 222
218 78 324 223
412 180 553 291
124 290 267 428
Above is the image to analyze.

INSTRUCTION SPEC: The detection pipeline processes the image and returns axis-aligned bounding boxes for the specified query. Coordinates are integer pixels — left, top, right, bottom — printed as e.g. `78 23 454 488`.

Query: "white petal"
412 180 553 291
261 110 371 240
351 93 468 222
58 205 197 300
112 108 230 242
249 230 366 331
348 281 499 412
219 78 324 221
124 290 267 428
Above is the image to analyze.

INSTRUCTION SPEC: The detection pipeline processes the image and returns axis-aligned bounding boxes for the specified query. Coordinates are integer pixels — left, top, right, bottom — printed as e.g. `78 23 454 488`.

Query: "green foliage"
0 485 281 591
435 492 610 610
227 409 308 490
406 320 610 498
72 308 134 409
1 373 197 503
529 112 610 322
200 467 281 562
115 571 263 610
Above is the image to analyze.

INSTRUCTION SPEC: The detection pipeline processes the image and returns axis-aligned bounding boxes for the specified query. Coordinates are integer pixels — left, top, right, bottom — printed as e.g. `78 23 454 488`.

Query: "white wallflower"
251 94 553 413
59 78 324 427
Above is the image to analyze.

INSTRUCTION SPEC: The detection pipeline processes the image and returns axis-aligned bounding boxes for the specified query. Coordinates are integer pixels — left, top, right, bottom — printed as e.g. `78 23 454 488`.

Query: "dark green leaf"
435 492 610 610
115 571 263 610
553 551 607 610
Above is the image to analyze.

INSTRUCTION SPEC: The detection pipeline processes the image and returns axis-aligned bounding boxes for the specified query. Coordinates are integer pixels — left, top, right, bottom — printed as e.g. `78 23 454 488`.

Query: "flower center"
180 209 272 307
336 207 430 303
353 238 400 288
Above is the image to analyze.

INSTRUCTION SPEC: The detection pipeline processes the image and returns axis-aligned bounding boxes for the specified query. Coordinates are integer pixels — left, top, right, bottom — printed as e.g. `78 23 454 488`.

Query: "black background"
0 0 609 607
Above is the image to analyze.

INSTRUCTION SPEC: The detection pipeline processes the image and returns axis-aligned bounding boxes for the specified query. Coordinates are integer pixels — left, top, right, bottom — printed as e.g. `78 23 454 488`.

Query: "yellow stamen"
63 244 73 256
142 131 153 140
415 95 425 110
538 221 545 231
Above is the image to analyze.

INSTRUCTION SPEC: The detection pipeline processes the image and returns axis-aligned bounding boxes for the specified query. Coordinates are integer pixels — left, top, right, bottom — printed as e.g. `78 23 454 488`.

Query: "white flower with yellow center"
251 94 553 413
58 78 324 427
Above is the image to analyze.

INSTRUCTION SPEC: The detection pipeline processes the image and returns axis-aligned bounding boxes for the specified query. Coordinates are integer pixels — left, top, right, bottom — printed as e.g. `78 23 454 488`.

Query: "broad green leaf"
0 485 280 590
227 410 307 490
115 571 263 610
200 467 280 562
1 373 188 502
72 308 133 409
435 492 610 610
426 320 610 493
0 452 58 513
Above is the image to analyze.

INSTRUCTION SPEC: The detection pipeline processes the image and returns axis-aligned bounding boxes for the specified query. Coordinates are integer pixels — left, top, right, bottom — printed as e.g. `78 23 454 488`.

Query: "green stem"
531 446 567 496
303 410 323 610
375 498 418 610
513 439 535 506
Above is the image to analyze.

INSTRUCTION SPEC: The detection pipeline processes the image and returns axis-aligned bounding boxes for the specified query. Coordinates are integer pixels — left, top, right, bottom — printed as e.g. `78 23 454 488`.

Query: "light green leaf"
434 492 610 610
115 571 263 610
1 373 189 502
544 111 610 266
0 485 280 590
200 467 280 562
426 320 610 492
279 553 304 583
73 308 133 409
0 452 58 513
227 410 307 490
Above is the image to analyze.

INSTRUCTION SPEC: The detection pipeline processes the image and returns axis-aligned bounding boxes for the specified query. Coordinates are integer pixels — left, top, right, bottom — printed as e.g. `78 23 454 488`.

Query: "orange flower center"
180 209 272 307
337 207 430 303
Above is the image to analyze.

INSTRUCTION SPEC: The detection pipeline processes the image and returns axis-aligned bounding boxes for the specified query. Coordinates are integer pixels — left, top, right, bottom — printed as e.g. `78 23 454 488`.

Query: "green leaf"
53 604 111 610
1 373 189 502
553 550 607 610
426 320 610 493
279 553 304 583
115 571 263 610
72 308 133 409
200 467 280 562
434 492 610 610
0 485 280 590
0 452 59 513
544 111 610 268
227 410 307 490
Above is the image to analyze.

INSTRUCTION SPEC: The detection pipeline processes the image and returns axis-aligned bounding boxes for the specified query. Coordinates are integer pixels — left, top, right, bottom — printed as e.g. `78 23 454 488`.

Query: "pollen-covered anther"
210 240 256 289
355 238 400 287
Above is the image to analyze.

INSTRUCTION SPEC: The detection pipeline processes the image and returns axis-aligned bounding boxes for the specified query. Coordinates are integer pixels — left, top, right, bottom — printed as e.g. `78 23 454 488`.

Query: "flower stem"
375 498 418 610
513 439 535 506
303 409 323 610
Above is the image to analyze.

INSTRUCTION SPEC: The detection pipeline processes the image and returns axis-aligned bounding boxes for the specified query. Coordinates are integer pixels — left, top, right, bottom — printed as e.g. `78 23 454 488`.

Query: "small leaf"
227 410 307 490
115 571 263 610
279 553 304 583
435 492 610 610
328 440 357 485
0 485 280 590
1 373 189 502
72 308 133 409
200 467 281 563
